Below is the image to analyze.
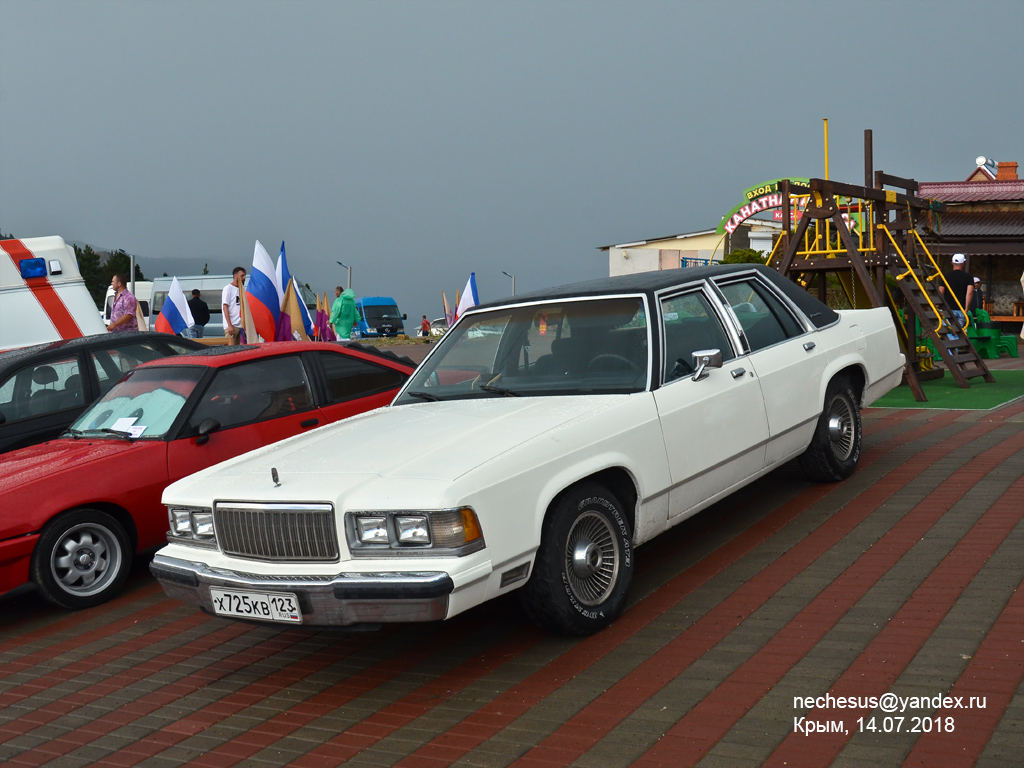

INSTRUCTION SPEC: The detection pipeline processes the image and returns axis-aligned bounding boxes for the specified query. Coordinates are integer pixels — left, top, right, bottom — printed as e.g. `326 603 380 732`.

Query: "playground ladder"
888 261 994 388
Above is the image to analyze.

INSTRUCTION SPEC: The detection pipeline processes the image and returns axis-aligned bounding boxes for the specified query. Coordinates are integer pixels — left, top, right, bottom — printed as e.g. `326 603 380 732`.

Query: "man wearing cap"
938 253 974 330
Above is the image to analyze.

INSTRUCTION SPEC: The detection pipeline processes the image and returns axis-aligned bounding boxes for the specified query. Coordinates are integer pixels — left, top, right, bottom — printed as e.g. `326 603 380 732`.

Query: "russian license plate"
210 588 302 623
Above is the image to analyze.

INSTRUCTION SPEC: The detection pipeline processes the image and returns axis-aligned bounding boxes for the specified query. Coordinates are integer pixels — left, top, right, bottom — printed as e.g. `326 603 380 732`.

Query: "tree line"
73 244 146 305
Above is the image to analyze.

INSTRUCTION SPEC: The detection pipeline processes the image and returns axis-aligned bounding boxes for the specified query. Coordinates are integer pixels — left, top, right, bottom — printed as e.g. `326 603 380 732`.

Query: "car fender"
818 354 868 407
447 399 667 573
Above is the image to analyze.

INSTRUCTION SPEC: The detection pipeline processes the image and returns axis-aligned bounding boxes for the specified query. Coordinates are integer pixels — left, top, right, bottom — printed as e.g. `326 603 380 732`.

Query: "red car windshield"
70 367 205 439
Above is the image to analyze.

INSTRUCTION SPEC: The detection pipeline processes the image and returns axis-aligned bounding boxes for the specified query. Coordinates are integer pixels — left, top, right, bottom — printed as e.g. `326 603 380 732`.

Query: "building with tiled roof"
919 158 1024 318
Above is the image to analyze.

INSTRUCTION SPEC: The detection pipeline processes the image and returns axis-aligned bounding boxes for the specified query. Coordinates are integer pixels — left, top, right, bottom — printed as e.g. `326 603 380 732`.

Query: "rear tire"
799 376 862 482
31 509 132 610
520 482 633 636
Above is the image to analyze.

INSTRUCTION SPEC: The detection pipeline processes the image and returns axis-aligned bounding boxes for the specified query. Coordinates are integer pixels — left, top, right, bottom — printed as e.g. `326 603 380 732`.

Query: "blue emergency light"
19 258 48 279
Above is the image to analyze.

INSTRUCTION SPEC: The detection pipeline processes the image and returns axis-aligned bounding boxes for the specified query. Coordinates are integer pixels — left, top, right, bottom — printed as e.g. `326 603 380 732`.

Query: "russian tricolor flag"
155 277 194 336
455 272 479 320
245 241 281 342
275 241 291 309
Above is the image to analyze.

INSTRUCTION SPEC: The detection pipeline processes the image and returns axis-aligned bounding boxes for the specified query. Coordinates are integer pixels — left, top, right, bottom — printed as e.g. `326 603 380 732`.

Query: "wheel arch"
545 466 638 542
45 502 139 553
821 360 866 407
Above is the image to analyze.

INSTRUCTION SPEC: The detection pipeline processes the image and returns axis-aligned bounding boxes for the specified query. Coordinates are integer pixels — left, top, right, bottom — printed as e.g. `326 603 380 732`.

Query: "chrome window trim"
654 282 742 387
712 270 816 335
400 292 655 397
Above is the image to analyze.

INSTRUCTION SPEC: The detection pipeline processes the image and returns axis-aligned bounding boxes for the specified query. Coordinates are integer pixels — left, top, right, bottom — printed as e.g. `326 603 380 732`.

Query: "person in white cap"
938 253 974 330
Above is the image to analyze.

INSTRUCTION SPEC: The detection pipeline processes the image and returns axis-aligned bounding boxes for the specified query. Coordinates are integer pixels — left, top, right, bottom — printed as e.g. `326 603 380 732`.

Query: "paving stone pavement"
2 378 1022 767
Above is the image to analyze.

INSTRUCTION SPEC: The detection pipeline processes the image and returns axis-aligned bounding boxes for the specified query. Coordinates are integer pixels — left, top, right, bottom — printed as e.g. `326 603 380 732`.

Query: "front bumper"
150 553 453 627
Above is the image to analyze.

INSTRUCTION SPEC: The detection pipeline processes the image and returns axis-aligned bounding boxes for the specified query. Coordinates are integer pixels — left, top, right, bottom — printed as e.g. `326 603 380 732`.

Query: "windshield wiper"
406 390 442 402
479 384 521 397
62 428 84 439
81 428 134 440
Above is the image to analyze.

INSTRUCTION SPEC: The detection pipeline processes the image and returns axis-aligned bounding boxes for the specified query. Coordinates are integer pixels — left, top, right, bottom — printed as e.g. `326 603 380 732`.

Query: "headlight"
192 511 215 539
346 508 483 556
356 516 389 544
167 506 217 547
395 515 430 544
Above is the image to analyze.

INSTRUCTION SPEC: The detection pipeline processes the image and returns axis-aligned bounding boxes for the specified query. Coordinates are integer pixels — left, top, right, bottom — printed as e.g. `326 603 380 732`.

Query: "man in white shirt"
222 267 246 345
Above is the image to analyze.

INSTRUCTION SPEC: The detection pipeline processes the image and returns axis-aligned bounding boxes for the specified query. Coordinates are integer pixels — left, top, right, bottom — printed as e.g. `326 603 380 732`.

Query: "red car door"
166 355 324 483
312 349 409 422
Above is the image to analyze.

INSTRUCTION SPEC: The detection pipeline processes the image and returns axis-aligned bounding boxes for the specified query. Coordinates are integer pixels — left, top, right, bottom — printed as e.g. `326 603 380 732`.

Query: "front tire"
520 482 633 636
31 509 132 609
799 376 862 482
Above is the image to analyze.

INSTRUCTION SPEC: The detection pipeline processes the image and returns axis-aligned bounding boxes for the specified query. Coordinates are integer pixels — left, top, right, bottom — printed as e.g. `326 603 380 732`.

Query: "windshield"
363 305 402 323
69 367 205 439
395 297 649 404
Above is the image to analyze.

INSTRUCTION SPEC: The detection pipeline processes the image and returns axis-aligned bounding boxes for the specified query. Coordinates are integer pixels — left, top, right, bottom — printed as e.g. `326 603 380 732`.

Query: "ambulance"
1 236 107 352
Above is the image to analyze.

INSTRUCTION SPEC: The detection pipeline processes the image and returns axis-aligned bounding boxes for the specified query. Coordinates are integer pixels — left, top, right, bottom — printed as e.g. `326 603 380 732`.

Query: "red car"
0 342 414 609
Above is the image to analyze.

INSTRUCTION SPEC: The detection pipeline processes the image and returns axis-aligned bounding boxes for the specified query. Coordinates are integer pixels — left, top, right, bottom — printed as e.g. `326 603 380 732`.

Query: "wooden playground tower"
771 129 994 402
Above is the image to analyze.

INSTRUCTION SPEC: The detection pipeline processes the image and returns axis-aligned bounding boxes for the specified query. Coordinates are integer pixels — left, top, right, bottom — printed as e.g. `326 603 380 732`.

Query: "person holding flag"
222 266 246 344
245 241 281 342
155 277 195 337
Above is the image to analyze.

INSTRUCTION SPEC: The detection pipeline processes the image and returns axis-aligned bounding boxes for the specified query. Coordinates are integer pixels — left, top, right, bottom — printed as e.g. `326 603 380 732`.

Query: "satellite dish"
976 155 988 166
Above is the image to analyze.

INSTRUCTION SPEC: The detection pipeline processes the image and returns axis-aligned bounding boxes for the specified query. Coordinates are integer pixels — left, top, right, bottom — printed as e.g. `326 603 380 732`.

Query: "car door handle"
803 341 816 351
300 418 319 428
731 368 746 379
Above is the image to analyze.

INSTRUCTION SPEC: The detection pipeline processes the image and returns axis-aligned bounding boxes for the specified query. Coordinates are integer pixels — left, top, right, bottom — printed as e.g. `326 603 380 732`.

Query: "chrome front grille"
215 503 339 561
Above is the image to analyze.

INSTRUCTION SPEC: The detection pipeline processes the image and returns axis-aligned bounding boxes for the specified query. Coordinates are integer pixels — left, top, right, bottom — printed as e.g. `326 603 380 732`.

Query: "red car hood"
0 439 137 493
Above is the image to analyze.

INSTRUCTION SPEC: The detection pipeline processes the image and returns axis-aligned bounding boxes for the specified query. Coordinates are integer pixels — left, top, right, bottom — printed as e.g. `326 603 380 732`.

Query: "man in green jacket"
330 287 359 340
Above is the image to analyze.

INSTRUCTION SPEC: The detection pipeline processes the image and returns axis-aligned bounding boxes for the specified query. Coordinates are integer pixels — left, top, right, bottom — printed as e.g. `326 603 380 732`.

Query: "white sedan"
152 265 904 636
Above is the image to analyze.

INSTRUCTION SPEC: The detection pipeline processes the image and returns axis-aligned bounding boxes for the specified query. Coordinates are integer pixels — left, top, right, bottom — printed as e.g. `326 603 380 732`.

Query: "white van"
0 236 107 352
103 280 153 330
151 275 319 338
151 275 231 338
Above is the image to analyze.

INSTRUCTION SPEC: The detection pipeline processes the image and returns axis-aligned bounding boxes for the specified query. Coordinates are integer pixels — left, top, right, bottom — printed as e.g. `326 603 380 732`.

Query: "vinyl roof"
473 263 840 329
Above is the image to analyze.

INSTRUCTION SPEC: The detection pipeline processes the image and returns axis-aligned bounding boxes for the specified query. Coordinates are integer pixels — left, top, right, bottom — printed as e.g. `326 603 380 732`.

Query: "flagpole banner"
295 278 315 338
442 290 453 327
239 281 259 343
455 272 478 320
277 279 309 341
245 240 281 341
275 241 290 309
155 276 195 335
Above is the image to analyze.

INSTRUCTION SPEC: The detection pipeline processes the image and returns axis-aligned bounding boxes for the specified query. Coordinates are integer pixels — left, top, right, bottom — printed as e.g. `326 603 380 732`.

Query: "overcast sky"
2 0 1022 321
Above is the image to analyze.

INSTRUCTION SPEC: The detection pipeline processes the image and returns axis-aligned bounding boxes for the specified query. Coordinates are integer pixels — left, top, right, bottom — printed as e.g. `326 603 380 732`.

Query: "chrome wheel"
49 523 123 598
564 511 620 606
827 395 855 461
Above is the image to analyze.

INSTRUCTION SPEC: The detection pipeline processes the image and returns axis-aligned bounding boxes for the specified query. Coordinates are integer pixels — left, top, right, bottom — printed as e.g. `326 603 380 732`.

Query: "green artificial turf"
871 369 1024 410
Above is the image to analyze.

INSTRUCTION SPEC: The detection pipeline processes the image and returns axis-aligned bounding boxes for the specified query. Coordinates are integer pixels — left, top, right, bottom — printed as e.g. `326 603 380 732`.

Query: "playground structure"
768 130 994 402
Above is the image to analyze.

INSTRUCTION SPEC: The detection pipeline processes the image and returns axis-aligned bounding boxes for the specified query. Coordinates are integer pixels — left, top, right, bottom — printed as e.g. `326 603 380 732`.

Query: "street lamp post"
336 261 352 292
501 270 516 296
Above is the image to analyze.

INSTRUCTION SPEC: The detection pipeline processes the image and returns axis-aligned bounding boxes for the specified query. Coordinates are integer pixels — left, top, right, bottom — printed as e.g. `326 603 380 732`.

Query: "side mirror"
691 349 723 382
195 417 221 446
402 314 408 320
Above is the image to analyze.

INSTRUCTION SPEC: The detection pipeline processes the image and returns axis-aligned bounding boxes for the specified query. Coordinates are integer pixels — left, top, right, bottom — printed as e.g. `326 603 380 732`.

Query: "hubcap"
564 511 620 606
50 523 122 597
827 395 855 461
